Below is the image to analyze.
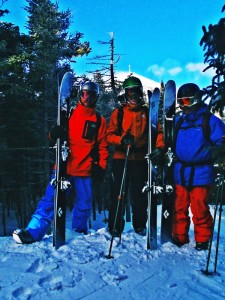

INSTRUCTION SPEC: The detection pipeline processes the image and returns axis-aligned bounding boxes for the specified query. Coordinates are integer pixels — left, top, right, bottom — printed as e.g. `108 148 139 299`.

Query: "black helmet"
177 83 201 107
80 81 99 107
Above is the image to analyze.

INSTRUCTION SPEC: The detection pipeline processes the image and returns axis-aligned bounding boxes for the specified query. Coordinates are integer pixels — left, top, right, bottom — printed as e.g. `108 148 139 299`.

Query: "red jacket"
67 103 108 176
106 103 164 160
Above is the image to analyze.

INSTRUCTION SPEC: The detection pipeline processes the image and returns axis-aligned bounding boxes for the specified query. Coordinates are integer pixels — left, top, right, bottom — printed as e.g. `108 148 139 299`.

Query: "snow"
0 205 225 300
115 71 160 93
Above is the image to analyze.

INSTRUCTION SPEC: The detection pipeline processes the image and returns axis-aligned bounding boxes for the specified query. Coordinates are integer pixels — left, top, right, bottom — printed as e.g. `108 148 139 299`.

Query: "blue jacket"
174 104 225 186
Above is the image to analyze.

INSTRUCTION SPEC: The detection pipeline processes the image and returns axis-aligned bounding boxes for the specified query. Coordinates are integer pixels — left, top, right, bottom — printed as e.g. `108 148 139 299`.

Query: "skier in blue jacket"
172 83 225 251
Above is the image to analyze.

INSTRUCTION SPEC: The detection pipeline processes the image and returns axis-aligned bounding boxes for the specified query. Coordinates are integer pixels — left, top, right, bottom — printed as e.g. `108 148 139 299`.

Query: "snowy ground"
0 205 225 300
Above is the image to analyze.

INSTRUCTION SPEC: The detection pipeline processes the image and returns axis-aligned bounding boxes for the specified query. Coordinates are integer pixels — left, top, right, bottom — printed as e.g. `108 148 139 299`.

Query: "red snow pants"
172 184 213 243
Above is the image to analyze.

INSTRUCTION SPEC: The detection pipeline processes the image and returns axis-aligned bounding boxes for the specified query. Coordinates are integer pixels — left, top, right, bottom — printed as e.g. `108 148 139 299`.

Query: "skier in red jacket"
13 82 108 244
106 76 164 236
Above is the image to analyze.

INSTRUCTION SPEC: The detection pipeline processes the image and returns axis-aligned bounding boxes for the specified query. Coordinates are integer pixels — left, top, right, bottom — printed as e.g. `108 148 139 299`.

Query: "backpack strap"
202 111 212 141
95 111 102 139
173 115 184 152
117 106 124 135
89 111 102 164
69 106 75 118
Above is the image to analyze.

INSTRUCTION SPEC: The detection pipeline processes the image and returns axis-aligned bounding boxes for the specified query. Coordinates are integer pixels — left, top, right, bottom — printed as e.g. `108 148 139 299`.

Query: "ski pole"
146 153 152 250
202 171 223 275
213 173 224 274
105 145 130 259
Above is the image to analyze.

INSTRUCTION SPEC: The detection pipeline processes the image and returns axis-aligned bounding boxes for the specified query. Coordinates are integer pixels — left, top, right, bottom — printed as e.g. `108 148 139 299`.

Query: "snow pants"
108 159 148 234
26 171 93 241
172 184 213 243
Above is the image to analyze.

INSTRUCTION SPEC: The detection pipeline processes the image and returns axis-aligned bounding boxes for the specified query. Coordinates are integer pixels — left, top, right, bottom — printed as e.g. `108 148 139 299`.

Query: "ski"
53 71 73 249
145 87 160 250
160 80 176 244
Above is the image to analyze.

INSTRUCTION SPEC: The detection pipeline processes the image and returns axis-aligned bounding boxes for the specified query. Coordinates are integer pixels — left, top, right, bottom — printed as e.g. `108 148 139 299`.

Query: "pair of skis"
53 72 73 249
146 80 176 250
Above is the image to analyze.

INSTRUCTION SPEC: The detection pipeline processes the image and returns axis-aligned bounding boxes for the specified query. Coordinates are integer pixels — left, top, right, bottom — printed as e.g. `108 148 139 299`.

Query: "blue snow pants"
26 171 93 241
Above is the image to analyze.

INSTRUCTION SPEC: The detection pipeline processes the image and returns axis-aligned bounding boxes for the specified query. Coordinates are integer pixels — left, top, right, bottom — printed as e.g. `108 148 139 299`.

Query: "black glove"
92 163 106 183
149 148 165 166
121 132 135 147
49 125 65 142
211 144 225 164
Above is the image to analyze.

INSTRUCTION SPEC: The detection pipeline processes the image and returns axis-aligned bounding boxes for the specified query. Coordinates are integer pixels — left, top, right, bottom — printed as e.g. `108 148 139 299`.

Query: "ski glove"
121 132 135 147
149 148 165 166
211 144 225 164
49 125 65 142
92 163 106 183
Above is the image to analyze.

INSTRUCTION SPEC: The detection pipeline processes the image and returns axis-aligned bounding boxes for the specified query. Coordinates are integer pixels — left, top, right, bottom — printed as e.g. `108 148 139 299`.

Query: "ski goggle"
81 90 93 97
81 90 97 100
177 96 197 107
125 87 142 94
125 86 142 101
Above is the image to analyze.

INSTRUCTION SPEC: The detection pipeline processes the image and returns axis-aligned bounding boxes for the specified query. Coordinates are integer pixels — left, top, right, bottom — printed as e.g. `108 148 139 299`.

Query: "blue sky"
2 0 225 88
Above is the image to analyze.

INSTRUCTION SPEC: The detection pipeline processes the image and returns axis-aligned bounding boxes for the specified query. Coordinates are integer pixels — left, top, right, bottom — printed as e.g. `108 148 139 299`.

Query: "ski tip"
166 79 175 85
147 90 153 100
165 80 176 89
151 87 160 99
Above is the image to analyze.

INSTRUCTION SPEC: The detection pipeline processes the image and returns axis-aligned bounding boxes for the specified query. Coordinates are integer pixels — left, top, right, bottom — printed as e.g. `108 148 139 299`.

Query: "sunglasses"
177 96 196 107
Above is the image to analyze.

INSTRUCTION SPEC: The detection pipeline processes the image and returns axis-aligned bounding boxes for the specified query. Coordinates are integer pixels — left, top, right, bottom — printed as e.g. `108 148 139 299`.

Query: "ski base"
160 80 176 245
161 191 174 244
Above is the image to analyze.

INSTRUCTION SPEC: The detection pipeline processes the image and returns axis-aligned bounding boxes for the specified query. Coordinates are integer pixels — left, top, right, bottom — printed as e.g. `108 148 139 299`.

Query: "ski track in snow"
0 209 225 300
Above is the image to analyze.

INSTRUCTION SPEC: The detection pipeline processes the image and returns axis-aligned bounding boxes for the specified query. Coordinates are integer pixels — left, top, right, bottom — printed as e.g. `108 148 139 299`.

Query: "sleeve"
106 109 122 146
210 115 225 146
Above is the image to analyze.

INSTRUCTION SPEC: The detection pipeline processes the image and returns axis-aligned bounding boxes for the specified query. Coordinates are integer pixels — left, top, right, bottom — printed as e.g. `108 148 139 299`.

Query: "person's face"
80 90 96 107
126 87 142 105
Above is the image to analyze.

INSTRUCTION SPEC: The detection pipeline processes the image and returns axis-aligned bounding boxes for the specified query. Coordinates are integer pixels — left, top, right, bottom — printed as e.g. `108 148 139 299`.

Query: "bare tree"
87 33 122 99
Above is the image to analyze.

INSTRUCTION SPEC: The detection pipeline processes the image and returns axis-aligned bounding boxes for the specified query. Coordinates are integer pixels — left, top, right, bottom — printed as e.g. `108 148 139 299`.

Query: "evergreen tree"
0 0 92 233
0 12 34 231
200 5 225 112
